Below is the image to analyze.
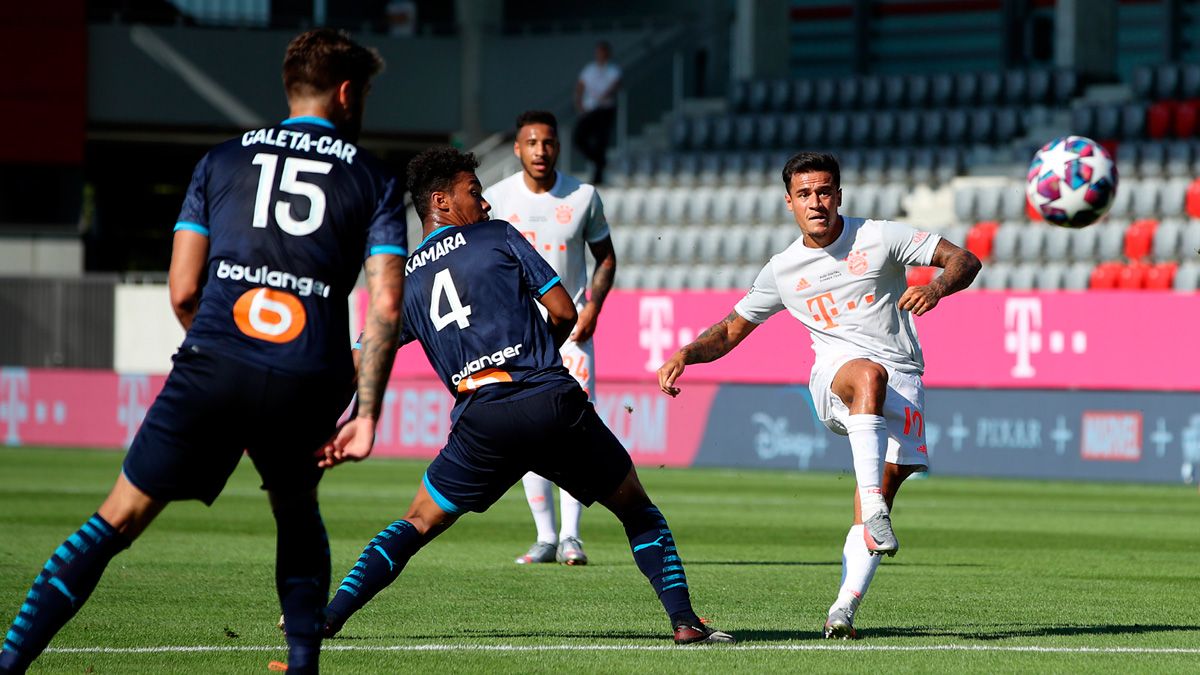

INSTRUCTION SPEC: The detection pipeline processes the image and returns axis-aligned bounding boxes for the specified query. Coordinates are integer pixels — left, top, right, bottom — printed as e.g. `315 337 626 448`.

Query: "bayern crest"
1025 135 1118 228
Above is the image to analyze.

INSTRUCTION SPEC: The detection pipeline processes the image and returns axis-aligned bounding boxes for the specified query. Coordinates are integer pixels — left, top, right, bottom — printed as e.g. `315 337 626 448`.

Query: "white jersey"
734 216 941 377
484 171 610 306
578 61 621 111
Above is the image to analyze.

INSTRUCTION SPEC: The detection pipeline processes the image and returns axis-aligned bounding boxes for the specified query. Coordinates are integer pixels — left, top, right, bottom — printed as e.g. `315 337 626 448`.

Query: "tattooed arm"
318 253 405 468
896 239 982 316
571 236 617 344
657 310 759 397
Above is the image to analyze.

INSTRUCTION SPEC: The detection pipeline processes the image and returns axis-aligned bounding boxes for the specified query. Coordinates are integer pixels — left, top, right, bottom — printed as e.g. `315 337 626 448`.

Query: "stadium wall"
5 289 1199 485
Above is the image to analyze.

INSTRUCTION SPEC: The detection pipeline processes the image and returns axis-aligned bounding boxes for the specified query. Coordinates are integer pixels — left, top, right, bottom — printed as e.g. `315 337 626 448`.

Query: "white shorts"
809 355 929 470
560 339 596 402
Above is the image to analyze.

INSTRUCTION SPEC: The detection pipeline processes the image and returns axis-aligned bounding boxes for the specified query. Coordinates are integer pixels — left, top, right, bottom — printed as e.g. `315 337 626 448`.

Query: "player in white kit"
657 152 980 638
483 110 617 566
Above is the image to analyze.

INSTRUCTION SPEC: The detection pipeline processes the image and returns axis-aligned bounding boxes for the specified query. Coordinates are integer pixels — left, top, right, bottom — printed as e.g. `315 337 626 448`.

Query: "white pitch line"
43 644 1200 655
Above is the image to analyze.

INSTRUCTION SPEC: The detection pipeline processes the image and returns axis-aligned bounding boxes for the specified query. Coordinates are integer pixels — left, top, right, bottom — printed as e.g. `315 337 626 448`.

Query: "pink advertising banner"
360 289 1200 392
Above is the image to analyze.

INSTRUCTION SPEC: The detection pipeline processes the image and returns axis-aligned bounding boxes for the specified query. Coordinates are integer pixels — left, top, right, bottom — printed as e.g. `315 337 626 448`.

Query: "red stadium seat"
1144 261 1178 290
965 221 998 260
1089 261 1122 290
1124 219 1157 261
1187 179 1200 218
906 266 937 287
1146 101 1173 139
1116 261 1148 290
1174 100 1200 137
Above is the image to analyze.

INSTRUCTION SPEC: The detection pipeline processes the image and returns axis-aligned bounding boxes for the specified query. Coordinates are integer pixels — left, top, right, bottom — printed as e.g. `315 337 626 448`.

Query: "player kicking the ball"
483 110 617 567
317 147 732 645
657 152 980 639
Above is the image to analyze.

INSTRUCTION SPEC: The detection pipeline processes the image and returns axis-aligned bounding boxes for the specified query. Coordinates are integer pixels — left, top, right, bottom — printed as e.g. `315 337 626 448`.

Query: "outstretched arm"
657 310 759 397
571 236 616 344
897 239 982 316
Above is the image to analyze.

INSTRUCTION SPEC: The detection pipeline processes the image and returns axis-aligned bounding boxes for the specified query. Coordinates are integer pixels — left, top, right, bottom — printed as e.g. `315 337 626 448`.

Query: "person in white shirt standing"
656 152 981 638
573 41 621 185
484 110 617 566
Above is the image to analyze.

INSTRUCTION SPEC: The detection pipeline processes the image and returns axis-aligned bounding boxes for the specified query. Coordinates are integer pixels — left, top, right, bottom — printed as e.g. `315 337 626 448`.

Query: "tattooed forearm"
357 254 405 420
680 311 740 364
929 248 982 299
589 255 616 308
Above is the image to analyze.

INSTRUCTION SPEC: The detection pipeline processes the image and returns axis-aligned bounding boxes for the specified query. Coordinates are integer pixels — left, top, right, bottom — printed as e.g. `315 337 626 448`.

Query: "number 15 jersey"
399 220 576 421
175 117 408 379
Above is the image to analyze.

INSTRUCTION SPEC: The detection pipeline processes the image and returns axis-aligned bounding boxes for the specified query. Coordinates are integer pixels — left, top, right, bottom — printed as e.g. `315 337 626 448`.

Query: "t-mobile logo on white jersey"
1003 298 1087 378
117 375 151 448
637 297 699 372
1 368 30 446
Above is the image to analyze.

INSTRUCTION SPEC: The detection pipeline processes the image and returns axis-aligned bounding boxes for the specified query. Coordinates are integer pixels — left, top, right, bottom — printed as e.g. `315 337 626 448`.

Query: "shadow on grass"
861 623 1200 641
686 561 986 568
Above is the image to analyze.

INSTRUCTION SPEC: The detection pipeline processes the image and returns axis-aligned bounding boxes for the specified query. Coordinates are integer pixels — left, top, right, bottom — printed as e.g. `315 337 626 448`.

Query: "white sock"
846 414 888 519
830 524 881 614
558 488 584 541
521 472 558 544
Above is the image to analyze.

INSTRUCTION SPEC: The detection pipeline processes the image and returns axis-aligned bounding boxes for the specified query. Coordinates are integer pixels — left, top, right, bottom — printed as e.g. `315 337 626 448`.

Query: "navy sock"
273 499 330 675
619 504 700 627
1 514 130 673
325 520 422 627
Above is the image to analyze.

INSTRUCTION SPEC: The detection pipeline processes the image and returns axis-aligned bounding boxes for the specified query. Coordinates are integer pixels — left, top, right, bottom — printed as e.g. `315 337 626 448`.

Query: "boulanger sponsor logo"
1080 411 1142 461
750 413 828 469
217 260 331 298
452 343 523 390
233 288 307 343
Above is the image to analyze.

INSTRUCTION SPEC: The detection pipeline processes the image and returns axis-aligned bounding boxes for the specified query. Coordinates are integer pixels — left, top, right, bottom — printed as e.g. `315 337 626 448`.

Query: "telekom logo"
1004 298 1086 378
0 368 30 445
638 297 675 371
117 375 151 448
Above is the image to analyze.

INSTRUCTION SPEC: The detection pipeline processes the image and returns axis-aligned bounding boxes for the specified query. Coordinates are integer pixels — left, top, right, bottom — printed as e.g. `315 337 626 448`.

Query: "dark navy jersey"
175 116 407 377
399 219 575 420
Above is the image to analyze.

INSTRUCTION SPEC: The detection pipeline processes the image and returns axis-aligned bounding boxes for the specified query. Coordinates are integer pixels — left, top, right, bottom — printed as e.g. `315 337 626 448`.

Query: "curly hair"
406 147 481 219
283 28 384 98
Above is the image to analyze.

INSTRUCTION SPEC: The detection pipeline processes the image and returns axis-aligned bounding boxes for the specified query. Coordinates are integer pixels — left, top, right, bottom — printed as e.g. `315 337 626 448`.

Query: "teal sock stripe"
335 521 413 597
658 530 688 590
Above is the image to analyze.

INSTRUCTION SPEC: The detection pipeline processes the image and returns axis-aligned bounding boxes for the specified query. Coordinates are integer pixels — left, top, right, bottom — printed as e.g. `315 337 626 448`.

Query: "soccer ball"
1025 135 1118 228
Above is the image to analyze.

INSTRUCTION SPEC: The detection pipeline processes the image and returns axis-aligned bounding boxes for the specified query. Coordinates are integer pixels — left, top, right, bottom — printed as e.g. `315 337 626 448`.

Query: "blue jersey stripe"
369 244 408 257
173 221 209 236
422 473 463 514
281 116 335 129
537 276 561 296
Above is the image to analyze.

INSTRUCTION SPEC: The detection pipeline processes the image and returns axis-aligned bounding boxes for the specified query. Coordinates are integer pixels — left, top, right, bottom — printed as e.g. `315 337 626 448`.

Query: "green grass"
2 447 1199 673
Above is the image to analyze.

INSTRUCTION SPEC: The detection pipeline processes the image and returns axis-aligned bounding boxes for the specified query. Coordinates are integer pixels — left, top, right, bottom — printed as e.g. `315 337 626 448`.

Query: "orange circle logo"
233 288 306 343
555 204 574 224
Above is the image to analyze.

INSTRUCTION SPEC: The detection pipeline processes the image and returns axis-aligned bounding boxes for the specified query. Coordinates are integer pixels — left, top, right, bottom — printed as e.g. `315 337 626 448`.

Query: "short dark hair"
781 152 841 189
406 147 481 219
596 40 612 53
515 110 558 134
283 28 384 99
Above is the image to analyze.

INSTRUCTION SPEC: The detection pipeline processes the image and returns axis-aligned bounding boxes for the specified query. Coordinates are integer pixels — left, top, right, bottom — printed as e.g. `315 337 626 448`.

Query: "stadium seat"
1130 180 1161 217
756 115 782 149
1052 69 1077 104
934 147 963 184
690 116 715 150
801 113 827 147
627 228 657 264
895 110 921 146
907 73 931 108
734 115 757 148
695 226 723 264
675 154 700 188
1004 69 1028 103
906 266 937 287
826 113 849 146
944 109 969 144
849 112 872 147
919 109 945 145
1161 178 1189 218
1042 225 1070 260
836 78 860 110
780 115 802 147
859 75 883 109
743 226 773 263
974 185 1004 222
709 186 739 224
669 118 690 150
1088 261 1122 289
1151 218 1183 260
735 264 761 289
747 80 770 113
814 78 836 109
877 184 905 220
882 74 906 109
953 186 978 223
980 262 1012 290
616 187 645 224
1095 221 1127 260
1071 106 1097 139
650 154 677 187
885 148 913 184
1027 68 1052 103
910 147 936 184
930 73 954 107
872 112 897 146
991 223 1020 262
969 108 996 143
683 190 712 226
720 226 751 263
642 188 672 225
1067 224 1098 261
1131 65 1155 99
614 263 642 289
673 227 701 264
1009 262 1038 290
1173 261 1200 290
1183 64 1200 99
966 220 999 260
732 187 760 224
791 79 814 110
840 149 865 185
941 224 968 249
768 79 792 112
1122 103 1148 139
1144 261 1177 290
744 152 771 185
862 149 887 184
1108 178 1135 218
1180 221 1200 258
1017 223 1047 261
1156 63 1181 100
954 72 980 106
772 224 797 252
1187 179 1200 218
979 71 1003 105
1063 261 1094 290
640 264 667 290
1116 261 1149 289
651 225 680 261
995 107 1020 141
1173 100 1199 138
1124 219 1157 261
661 265 689 290
1146 102 1172 139
709 265 738 289
1093 105 1120 140
1034 261 1067 290
730 80 750 112
1137 141 1166 178
697 153 724 188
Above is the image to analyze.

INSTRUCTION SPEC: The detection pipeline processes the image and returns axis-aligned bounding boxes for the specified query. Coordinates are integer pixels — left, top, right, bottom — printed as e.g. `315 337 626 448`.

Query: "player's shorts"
422 380 632 515
809 355 929 470
123 346 352 505
560 338 596 401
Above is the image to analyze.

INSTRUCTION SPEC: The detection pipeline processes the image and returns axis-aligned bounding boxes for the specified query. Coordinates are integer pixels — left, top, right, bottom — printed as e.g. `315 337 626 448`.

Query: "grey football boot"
514 541 557 565
556 536 589 566
862 511 898 557
823 605 858 639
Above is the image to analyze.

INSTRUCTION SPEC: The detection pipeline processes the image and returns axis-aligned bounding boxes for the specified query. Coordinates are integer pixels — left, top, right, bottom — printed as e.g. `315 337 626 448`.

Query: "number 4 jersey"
399 220 577 421
175 117 407 378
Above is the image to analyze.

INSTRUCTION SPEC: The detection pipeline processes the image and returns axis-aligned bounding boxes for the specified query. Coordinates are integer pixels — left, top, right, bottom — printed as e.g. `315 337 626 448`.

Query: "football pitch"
2 447 1198 674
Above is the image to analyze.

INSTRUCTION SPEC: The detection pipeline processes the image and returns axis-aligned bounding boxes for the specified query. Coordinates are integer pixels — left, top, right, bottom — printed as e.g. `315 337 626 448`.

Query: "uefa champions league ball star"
1026 135 1118 228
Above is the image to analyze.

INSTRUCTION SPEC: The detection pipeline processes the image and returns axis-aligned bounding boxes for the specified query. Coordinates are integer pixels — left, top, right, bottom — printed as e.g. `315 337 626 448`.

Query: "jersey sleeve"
880 220 941 267
504 223 562 297
363 172 409 260
733 259 785 324
174 153 212 237
583 189 611 243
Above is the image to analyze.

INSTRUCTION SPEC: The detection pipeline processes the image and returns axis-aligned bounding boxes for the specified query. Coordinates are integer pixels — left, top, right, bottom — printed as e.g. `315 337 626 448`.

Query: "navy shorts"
123 346 352 505
423 381 633 515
